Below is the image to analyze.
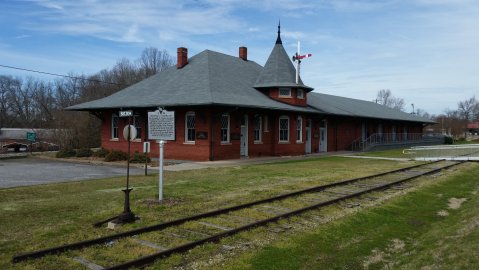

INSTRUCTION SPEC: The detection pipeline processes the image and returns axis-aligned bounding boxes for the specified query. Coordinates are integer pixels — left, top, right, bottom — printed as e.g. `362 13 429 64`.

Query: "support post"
158 140 165 201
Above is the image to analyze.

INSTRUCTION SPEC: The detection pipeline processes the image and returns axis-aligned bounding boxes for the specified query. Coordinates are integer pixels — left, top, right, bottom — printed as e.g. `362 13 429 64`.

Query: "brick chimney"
177 47 188 69
239 46 247 61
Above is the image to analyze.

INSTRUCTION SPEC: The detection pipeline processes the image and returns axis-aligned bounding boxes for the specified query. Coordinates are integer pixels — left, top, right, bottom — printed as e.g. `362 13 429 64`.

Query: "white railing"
403 144 479 161
351 133 444 151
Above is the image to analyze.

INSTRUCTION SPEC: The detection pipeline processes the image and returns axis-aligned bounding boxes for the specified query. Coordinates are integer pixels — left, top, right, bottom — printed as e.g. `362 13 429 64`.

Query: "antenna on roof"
276 20 282 44
292 41 312 84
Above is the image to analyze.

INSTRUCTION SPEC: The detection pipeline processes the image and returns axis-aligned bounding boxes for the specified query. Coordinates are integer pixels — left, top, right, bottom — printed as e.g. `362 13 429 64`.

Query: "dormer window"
297 89 304 99
279 88 291 97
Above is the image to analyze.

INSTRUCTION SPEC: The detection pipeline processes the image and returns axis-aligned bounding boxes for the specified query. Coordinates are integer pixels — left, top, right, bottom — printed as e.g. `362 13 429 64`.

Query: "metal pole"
159 140 165 201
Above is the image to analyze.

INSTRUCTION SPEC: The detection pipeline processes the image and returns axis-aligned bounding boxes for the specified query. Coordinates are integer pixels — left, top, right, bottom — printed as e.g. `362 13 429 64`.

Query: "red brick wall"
268 88 308 106
100 108 426 160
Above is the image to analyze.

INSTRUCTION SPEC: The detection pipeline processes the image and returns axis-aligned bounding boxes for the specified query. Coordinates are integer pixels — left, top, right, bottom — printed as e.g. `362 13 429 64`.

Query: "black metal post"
118 116 135 223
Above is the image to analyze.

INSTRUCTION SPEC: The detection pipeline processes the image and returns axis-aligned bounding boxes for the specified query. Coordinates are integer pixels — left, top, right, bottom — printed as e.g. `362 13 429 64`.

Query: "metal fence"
403 144 479 161
351 133 444 151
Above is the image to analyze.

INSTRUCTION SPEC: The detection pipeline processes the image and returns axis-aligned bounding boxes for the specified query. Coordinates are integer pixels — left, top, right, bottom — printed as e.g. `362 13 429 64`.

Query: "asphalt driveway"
0 157 145 188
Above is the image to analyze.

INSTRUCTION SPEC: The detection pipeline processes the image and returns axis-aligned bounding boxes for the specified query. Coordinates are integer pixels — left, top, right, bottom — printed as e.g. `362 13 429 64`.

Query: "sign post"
143 142 150 176
26 132 36 154
148 109 175 201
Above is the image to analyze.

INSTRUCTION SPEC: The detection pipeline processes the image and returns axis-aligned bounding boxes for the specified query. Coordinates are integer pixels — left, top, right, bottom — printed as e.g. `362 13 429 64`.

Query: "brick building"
68 26 434 161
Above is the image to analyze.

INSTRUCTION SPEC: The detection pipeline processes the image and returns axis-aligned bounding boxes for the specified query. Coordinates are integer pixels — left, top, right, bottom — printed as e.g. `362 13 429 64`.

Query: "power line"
0 64 124 86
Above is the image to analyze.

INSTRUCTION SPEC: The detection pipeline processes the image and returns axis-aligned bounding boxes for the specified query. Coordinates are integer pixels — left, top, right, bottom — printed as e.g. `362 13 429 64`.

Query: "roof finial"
276 20 282 44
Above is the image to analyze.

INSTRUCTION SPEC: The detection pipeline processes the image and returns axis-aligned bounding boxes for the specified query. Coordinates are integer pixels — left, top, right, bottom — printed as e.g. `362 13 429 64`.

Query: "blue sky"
1 0 478 115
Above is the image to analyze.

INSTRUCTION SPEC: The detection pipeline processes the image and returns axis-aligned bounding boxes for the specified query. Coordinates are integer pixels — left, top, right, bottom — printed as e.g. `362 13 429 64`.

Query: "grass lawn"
218 162 479 270
1 156 477 269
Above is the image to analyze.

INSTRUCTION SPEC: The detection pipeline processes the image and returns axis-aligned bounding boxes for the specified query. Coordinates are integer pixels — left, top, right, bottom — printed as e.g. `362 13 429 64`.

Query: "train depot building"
69 26 434 161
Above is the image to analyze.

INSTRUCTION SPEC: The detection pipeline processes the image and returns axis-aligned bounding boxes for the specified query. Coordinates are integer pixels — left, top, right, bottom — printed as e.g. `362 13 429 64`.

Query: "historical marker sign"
148 110 175 141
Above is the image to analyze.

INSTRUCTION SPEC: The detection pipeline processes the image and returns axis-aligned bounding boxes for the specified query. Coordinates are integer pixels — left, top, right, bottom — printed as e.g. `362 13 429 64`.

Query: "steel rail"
105 160 463 269
12 160 442 263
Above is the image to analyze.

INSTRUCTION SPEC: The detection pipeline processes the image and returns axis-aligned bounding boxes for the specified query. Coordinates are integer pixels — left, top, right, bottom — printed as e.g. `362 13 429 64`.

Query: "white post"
159 140 165 201
296 41 300 84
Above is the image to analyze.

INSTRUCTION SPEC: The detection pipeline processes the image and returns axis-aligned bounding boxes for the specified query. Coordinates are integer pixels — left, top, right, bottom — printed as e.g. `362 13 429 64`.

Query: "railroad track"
13 160 463 269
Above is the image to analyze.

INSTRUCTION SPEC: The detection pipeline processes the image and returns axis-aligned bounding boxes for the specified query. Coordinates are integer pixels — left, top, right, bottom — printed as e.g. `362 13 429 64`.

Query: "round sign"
123 125 137 141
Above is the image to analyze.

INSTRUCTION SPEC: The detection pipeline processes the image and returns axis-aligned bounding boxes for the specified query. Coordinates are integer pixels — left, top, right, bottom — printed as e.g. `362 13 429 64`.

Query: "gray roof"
253 43 313 91
308 92 435 123
67 48 433 124
68 50 317 114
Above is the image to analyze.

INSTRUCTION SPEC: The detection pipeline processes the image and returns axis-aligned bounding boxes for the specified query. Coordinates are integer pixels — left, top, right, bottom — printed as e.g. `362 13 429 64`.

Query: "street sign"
119 110 133 117
26 132 36 142
123 125 137 141
148 110 175 141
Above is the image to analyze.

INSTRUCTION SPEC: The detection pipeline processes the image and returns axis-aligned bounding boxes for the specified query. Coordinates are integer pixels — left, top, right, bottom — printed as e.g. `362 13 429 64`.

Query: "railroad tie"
197 221 232 231
132 238 168 251
72 257 105 270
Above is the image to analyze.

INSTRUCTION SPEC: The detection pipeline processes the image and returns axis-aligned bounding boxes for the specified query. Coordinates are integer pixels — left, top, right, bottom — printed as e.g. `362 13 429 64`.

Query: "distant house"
468 121 479 134
68 25 434 161
0 128 59 152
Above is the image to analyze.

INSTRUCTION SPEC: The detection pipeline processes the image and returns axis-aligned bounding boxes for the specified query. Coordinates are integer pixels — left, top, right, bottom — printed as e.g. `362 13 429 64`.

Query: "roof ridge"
205 50 214 104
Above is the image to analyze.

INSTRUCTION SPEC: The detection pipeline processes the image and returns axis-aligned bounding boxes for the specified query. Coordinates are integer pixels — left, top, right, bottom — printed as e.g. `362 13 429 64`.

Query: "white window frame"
111 113 119 139
297 89 304 99
296 116 303 143
185 111 196 143
254 115 262 142
279 115 289 142
133 115 142 140
220 114 230 143
279 88 291 97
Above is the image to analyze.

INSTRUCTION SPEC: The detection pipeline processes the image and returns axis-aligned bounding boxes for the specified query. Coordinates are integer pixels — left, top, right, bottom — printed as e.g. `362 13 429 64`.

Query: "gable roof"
67 50 317 113
308 92 435 123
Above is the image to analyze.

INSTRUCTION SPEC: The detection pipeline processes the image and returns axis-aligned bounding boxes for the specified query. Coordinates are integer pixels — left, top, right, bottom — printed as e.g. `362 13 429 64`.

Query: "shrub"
130 151 151 163
104 150 129 162
93 148 110 158
56 149 76 158
444 136 453 144
76 148 93 157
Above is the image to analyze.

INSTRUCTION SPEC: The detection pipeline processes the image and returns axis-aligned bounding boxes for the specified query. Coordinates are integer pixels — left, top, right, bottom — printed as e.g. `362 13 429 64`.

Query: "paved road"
0 158 145 188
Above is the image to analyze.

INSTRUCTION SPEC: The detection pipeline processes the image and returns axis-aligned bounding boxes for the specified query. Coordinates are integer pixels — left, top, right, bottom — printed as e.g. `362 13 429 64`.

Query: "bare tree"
457 96 478 137
376 89 405 111
138 47 173 78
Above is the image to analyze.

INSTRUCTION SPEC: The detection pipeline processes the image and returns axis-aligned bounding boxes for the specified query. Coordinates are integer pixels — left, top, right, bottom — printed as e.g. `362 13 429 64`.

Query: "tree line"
376 89 479 137
0 47 173 149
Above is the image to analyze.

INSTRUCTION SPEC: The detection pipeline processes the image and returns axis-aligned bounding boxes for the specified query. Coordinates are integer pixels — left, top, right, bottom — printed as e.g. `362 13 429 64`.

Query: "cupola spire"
276 20 282 44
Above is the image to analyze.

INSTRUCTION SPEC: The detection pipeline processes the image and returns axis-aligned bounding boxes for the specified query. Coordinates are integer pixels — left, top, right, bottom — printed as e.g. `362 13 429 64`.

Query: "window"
133 115 142 139
220 114 230 143
254 115 262 142
279 88 291 97
185 111 195 142
296 116 302 142
279 116 289 142
297 89 304 99
111 113 118 139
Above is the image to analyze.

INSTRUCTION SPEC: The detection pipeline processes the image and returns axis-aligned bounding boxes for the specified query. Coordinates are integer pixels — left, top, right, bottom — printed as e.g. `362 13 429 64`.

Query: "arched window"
185 111 195 142
279 115 289 142
111 113 119 139
220 114 230 143
254 115 262 142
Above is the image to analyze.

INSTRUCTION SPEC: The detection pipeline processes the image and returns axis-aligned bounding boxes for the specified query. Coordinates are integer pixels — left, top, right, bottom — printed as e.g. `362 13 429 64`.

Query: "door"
305 120 312 154
361 122 367 141
240 115 248 156
319 127 327 152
